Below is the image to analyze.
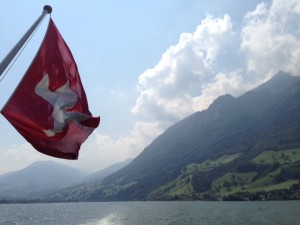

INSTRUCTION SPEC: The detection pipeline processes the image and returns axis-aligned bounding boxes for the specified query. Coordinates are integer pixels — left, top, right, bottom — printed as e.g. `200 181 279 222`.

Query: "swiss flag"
1 18 100 160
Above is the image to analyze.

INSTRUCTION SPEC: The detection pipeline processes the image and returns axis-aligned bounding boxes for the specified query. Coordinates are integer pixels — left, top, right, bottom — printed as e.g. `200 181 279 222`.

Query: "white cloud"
241 0 300 77
193 70 255 112
132 15 238 126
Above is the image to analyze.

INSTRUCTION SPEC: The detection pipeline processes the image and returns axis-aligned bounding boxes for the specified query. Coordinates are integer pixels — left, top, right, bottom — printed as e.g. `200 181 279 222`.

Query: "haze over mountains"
0 161 84 199
1 72 300 201
0 159 131 200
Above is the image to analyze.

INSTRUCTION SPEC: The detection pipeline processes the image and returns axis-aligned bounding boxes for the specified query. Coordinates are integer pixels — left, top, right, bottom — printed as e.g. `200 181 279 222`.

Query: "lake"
0 201 299 225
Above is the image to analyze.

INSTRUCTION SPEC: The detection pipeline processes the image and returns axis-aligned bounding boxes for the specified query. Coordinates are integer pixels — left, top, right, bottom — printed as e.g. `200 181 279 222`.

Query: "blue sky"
0 0 299 174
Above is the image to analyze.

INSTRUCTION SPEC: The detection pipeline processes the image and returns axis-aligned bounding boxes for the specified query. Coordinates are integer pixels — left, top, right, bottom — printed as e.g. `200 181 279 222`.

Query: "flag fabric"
1 18 100 160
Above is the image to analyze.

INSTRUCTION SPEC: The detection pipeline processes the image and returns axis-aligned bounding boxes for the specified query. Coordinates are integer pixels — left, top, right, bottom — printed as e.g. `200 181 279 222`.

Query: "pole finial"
43 5 52 14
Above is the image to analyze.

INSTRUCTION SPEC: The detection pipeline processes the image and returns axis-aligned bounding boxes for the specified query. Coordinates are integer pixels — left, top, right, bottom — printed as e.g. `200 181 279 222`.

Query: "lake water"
0 201 299 225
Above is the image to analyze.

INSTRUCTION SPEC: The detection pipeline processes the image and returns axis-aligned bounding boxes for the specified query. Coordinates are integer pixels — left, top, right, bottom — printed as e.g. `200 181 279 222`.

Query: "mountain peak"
207 94 238 119
211 94 235 106
267 71 295 85
272 70 292 80
27 160 58 168
253 71 298 94
0 161 86 199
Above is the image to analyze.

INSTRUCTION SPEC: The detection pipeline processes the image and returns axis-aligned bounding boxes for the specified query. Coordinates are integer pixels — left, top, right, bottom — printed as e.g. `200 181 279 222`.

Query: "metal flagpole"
0 5 52 77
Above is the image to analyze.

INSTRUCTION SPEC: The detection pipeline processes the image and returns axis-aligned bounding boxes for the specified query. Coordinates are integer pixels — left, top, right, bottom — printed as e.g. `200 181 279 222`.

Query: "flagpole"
0 5 52 77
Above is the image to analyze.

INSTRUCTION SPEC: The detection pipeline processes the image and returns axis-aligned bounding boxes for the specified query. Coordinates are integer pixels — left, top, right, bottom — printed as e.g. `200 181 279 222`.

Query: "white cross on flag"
1 18 100 159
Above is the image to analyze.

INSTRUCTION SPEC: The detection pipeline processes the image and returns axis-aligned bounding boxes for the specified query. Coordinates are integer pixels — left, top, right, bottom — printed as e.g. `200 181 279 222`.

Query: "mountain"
83 158 132 183
0 161 86 199
48 72 300 201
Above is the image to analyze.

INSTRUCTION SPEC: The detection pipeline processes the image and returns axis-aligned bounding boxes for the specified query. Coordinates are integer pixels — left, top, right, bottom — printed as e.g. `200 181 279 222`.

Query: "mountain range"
46 71 300 201
1 71 299 202
0 159 131 200
0 161 85 199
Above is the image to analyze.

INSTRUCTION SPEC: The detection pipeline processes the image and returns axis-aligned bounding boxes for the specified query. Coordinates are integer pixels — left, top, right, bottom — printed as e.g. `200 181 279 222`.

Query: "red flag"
1 18 100 160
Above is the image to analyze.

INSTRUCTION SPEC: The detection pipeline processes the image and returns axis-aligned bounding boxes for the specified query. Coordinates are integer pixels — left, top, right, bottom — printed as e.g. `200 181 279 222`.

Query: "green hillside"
146 148 300 200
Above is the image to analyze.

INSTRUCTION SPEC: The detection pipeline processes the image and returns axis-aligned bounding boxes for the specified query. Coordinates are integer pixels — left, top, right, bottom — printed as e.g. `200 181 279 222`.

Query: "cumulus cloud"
241 0 300 77
132 14 248 128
